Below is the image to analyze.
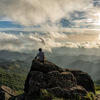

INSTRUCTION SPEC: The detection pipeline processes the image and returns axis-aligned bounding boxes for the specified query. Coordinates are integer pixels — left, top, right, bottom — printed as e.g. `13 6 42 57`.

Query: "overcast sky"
0 0 100 28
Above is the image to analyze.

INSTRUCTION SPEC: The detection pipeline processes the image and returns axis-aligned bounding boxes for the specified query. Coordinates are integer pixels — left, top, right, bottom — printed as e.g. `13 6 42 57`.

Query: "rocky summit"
9 59 95 100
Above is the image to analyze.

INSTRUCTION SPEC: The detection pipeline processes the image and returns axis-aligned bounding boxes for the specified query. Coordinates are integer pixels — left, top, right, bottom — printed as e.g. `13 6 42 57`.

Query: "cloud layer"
0 0 92 26
0 32 100 52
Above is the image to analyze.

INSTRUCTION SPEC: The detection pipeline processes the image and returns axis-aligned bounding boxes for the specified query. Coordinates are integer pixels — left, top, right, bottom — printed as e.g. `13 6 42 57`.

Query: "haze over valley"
0 48 100 82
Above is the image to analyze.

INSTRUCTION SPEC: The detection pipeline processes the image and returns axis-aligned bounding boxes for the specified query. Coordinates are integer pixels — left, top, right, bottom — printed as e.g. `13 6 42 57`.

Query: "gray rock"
46 71 76 88
47 85 87 99
0 85 18 100
24 71 46 92
61 71 77 84
66 69 95 94
30 59 65 73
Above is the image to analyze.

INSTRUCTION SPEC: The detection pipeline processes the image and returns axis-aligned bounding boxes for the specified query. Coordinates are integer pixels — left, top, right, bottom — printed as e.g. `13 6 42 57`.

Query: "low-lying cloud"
0 32 100 52
0 32 68 51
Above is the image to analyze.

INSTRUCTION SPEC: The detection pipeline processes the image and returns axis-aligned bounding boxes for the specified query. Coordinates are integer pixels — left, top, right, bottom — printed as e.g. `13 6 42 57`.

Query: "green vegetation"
33 89 64 100
0 59 30 93
0 61 30 74
86 92 95 100
95 86 100 94
95 80 100 94
33 89 95 100
0 67 27 93
69 92 95 100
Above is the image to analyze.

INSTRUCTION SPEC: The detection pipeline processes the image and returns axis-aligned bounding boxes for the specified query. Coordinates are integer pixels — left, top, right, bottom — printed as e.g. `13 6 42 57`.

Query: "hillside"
0 59 31 93
0 50 31 60
95 80 100 86
0 59 30 74
0 68 26 93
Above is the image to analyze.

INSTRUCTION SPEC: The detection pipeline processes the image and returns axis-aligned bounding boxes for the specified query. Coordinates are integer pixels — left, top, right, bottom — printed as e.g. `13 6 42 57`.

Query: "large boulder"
0 85 18 100
66 69 95 94
9 59 95 100
24 60 65 92
46 71 76 88
30 60 65 73
24 71 46 92
47 85 88 99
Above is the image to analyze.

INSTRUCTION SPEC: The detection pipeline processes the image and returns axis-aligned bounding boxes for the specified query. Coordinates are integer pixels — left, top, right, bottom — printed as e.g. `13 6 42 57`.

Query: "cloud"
0 32 68 51
0 16 11 21
0 31 100 52
64 41 100 48
0 0 92 26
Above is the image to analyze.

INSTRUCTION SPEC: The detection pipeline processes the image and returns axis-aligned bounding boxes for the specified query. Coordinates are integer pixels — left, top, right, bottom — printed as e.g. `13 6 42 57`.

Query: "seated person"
35 48 46 63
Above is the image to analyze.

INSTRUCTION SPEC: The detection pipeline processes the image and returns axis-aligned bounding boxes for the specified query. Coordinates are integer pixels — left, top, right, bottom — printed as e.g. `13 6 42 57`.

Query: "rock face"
0 85 18 100
9 59 95 100
66 69 95 94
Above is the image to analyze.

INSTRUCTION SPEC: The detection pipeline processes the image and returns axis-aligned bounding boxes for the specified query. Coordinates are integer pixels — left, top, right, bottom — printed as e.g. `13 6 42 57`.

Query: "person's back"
36 51 44 61
35 48 46 63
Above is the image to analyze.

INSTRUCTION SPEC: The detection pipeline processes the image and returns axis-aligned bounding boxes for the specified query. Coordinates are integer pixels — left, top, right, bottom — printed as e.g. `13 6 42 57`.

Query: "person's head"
38 48 42 52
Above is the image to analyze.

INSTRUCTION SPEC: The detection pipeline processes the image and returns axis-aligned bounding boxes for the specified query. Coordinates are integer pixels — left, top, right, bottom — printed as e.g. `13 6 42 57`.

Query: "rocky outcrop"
0 85 18 100
9 59 95 100
66 69 95 94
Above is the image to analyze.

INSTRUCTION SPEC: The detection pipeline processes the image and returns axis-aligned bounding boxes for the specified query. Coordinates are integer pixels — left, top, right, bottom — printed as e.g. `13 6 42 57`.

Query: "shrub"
86 92 95 100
